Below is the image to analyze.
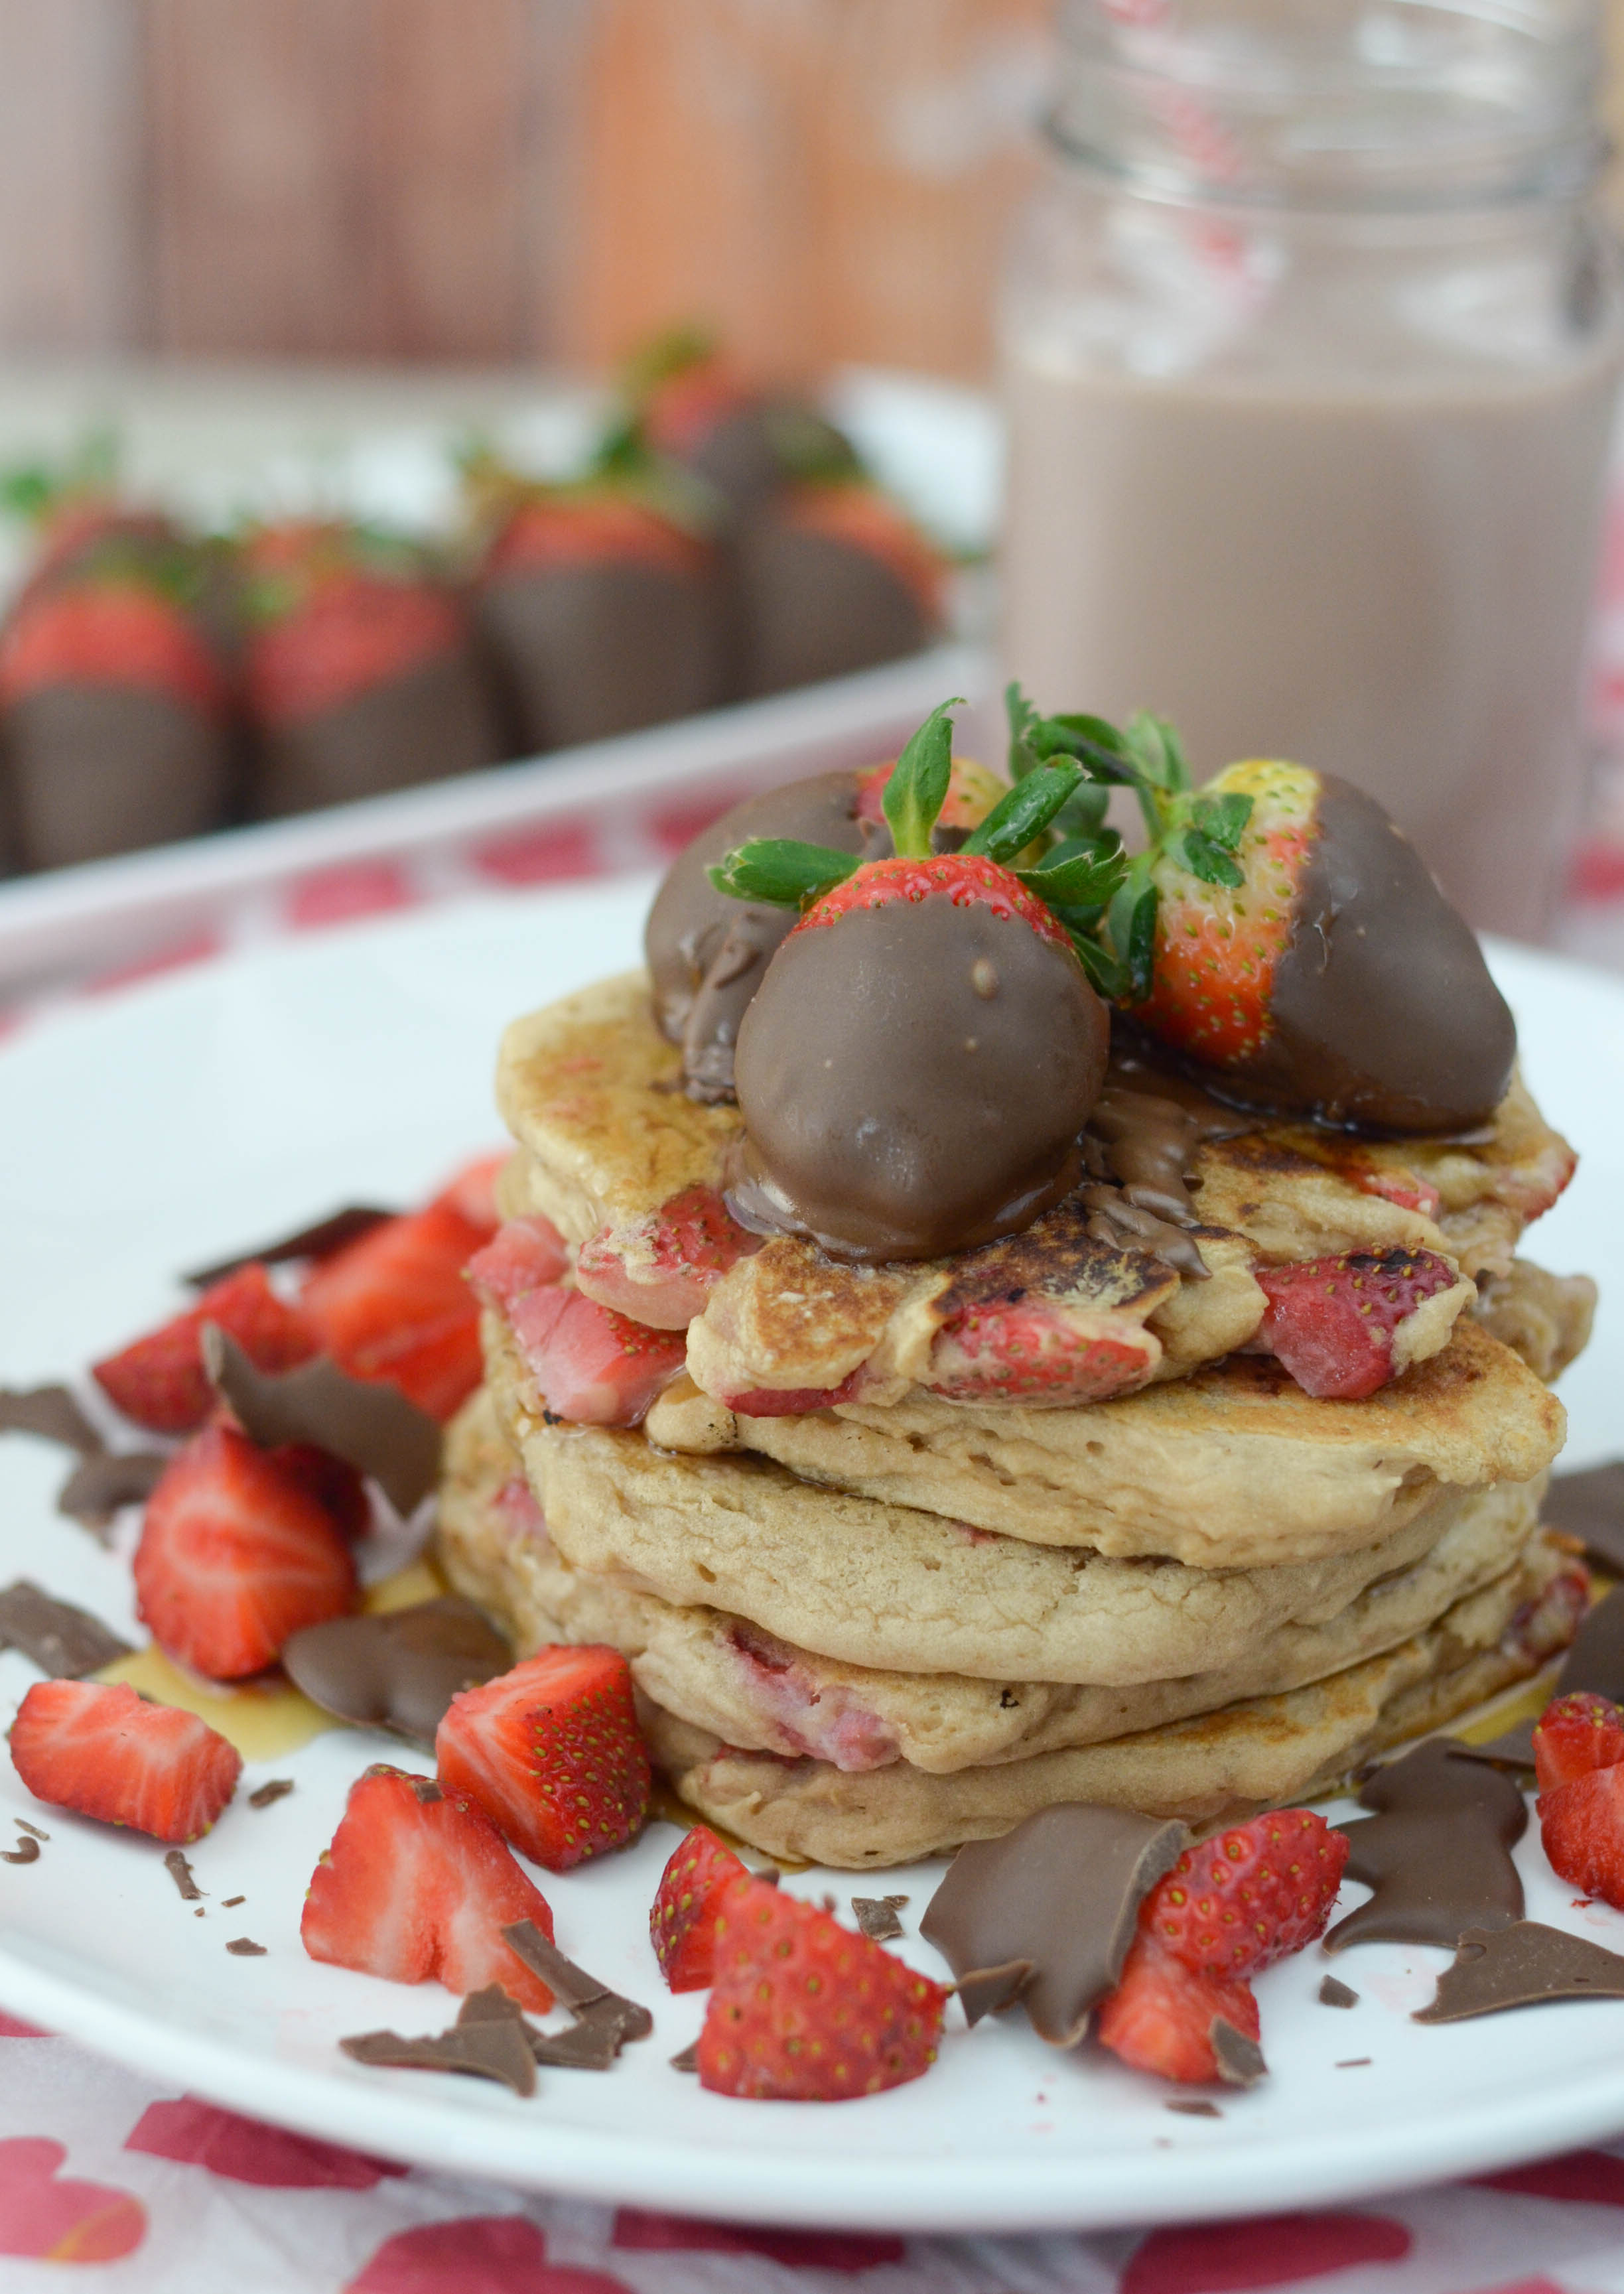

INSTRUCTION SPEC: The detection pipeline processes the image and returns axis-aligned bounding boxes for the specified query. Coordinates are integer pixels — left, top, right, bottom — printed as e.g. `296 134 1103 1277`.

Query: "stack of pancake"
439 971 1593 1869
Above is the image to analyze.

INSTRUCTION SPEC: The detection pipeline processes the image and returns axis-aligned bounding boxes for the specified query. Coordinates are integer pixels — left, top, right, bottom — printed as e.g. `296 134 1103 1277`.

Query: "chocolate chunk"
16 1822 48 1842
731 890 1109 1262
222 1896 244 1908
226 1938 266 1956
1166 2099 1221 2118
500 1921 653 2066
1 1836 39 1867
342 1986 537 2097
1211 2021 1267 2087
0 1582 133 1676
669 2041 699 2073
0 1386 102 1455
1318 1976 1360 2009
852 1894 908 1942
203 1325 440 1516
1544 1462 1624 1572
281 1599 512 1747
163 1851 204 1902
1415 1923 1624 2023
920 1803 1188 2045
1326 1738 1526 1952
247 1779 294 1809
56 1451 167 1532
1205 776 1517 1133
185 1206 396 1289
1336 2058 1373 2068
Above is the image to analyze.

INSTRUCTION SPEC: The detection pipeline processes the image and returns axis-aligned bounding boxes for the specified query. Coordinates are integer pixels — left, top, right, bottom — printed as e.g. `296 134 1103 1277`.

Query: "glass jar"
999 0 1624 938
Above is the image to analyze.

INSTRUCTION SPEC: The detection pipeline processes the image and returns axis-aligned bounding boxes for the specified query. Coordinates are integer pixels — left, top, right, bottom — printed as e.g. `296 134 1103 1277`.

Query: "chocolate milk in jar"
1000 0 1624 939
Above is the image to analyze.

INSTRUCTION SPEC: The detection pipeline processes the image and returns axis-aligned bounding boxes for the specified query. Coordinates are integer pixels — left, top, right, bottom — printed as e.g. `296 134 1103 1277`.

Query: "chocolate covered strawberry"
714 701 1120 1260
468 460 724 754
1040 708 1517 1132
239 520 501 817
733 478 945 700
629 327 857 523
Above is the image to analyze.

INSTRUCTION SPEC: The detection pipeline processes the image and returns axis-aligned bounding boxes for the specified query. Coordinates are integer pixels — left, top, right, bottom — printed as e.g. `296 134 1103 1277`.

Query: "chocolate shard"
1544 1461 1624 1574
1455 1584 1624 1777
185 1205 396 1289
669 2041 699 2074
1166 2099 1221 2118
0 1582 133 1676
163 1850 204 1902
281 1599 512 1747
226 1938 267 1956
341 1987 537 2097
247 1779 294 1809
500 1921 653 2064
852 1894 908 1942
1326 1738 1526 1952
1318 1976 1360 2009
1414 1922 1624 2023
15 1822 48 1842
1211 2020 1267 2088
56 1451 167 1533
0 1836 39 1866
202 1325 440 1517
1450 1719 1537 1773
0 1385 102 1456
920 1802 1189 2047
1336 2058 1373 2068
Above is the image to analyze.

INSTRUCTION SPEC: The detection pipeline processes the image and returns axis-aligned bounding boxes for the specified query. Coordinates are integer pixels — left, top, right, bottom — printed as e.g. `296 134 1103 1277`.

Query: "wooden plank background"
0 0 1614 384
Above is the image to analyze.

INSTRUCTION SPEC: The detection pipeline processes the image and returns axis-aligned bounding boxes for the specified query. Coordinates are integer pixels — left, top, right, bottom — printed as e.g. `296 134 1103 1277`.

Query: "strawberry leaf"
1069 932 1131 1000
961 759 1081 862
1005 681 1044 781
1162 826 1245 890
1108 875 1160 1004
1018 844 1128 910
882 698 963 858
708 839 860 908
1124 712 1191 794
1049 780 1112 840
1193 789 1252 852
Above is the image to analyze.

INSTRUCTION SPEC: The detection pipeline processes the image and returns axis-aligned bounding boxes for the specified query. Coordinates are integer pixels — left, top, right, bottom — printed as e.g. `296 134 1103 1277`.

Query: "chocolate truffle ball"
731 888 1111 1261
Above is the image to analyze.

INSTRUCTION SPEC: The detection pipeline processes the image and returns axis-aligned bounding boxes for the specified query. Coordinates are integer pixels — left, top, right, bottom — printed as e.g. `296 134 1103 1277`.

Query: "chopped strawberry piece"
650 1825 748 1991
698 1875 947 2100
464 1216 571 1313
1534 1692 1624 1793
927 1299 1156 1404
1355 1167 1443 1221
1252 1248 1461 1401
429 1152 508 1237
506 1284 686 1426
575 1187 758 1330
10 1680 241 1844
1538 1763 1624 1909
133 1423 356 1680
1137 1809 1348 1981
301 1199 488 1420
436 1645 651 1872
1095 1934 1262 2086
720 1373 864 1417
93 1262 319 1435
300 1765 555 2009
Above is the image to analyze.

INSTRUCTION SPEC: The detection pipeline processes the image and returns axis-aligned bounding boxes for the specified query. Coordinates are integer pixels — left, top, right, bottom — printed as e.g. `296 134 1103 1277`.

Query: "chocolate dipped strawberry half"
1036 705 1517 1133
711 700 1121 1260
239 520 502 818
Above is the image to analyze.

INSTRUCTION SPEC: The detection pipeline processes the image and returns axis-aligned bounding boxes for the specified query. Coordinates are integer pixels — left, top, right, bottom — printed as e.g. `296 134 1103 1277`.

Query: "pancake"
638 1533 1581 1866
440 1381 1546 1773
494 973 1571 1412
483 1313 1556 1662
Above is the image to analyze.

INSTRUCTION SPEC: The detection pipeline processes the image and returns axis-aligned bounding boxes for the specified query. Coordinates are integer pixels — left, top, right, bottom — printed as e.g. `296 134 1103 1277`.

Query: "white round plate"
1 881 1623 2234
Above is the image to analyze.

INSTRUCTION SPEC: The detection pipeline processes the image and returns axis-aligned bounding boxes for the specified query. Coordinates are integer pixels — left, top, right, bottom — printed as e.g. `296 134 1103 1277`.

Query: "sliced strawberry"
93 1262 319 1435
1095 1933 1262 2086
299 1765 555 2009
271 1443 370 1542
301 1199 488 1420
1536 1693 1624 1794
1538 1763 1624 1909
650 1825 748 1991
9 1679 240 1844
575 1187 758 1331
505 1284 686 1426
133 1424 356 1680
429 1152 508 1237
464 1216 571 1315
716 1370 865 1418
1353 1167 1443 1221
1137 1810 1348 1982
698 1874 947 2100
927 1298 1157 1404
1252 1248 1462 1401
436 1645 651 1872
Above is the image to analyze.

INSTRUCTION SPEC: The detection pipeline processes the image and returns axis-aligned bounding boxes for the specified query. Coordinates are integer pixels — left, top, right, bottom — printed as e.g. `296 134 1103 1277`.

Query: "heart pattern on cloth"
125 2096 408 2188
0 2136 146 2263
1477 2152 1624 2207
0 2014 49 2039
346 2215 630 2293
613 2208 908 2271
1122 2212 1412 2294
